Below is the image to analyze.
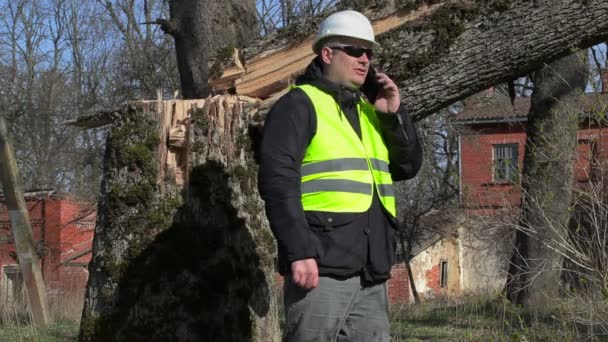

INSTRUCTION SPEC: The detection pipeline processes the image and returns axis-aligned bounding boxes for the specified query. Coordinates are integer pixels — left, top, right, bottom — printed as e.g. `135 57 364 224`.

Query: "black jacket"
258 57 422 283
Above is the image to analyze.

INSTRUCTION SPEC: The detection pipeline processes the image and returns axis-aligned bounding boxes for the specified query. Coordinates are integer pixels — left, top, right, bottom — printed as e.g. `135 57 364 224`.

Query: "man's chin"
349 80 365 90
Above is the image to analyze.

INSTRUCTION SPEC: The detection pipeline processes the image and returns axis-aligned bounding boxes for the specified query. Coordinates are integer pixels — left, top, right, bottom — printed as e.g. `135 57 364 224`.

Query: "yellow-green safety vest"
295 84 396 217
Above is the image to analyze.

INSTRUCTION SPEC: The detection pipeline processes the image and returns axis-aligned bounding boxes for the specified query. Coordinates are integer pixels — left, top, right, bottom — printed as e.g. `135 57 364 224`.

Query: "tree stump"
79 96 280 341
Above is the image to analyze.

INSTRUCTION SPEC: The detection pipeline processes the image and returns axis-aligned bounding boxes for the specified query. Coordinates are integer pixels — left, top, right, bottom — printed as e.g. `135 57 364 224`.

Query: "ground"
0 321 79 341
1 296 606 341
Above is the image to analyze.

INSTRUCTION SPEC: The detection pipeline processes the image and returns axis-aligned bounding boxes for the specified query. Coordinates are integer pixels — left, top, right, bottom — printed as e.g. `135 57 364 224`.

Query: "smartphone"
361 66 382 104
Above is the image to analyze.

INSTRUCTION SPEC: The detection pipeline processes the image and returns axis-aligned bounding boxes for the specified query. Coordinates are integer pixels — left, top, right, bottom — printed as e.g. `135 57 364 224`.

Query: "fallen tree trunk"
211 0 608 120
79 97 280 341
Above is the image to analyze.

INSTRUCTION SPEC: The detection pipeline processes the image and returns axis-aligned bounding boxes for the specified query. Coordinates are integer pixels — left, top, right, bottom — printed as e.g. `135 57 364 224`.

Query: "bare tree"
256 0 336 35
0 0 179 200
589 43 607 91
395 107 461 303
95 0 180 101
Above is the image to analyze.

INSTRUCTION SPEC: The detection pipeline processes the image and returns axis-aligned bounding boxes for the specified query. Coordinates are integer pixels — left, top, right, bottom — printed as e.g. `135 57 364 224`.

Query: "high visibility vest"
295 84 396 217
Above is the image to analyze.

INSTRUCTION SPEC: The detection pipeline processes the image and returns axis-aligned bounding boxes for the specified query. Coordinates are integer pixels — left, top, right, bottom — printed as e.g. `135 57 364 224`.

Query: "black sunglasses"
329 45 374 59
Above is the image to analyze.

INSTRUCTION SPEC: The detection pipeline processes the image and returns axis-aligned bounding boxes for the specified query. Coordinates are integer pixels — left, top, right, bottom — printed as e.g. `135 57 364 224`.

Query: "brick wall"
56 199 95 294
460 122 608 212
1 198 46 274
409 238 461 301
460 123 526 211
58 200 94 264
388 263 410 304
0 195 95 298
44 199 62 284
59 266 90 291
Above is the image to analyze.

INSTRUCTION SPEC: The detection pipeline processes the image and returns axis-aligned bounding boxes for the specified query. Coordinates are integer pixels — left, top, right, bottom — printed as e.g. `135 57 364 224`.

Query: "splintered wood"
66 95 260 188
209 3 446 99
141 95 260 187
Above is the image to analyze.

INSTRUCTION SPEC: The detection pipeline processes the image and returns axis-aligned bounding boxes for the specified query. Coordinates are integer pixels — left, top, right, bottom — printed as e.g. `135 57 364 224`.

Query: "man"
258 9 422 342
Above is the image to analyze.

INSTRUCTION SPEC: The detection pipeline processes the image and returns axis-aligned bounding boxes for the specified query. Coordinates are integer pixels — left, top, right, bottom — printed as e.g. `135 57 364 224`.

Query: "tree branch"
143 18 178 36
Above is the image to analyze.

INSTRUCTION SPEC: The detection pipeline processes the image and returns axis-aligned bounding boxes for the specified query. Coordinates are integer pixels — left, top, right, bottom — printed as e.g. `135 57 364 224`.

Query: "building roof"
452 92 608 123
0 189 58 201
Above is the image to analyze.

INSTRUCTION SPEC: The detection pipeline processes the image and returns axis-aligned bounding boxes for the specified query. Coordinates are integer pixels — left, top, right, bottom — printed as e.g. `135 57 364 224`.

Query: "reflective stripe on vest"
295 84 396 217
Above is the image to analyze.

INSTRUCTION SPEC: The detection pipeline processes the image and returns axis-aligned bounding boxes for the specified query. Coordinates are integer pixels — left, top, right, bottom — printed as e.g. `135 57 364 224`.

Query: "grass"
0 290 83 342
1 291 607 341
390 295 608 341
0 321 78 342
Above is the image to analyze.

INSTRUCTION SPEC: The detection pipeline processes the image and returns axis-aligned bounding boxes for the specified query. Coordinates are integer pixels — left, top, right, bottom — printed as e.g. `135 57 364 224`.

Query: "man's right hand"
291 258 319 289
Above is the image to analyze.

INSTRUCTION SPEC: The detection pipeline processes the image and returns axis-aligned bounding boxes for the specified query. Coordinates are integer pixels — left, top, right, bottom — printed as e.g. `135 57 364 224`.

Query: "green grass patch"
0 321 78 342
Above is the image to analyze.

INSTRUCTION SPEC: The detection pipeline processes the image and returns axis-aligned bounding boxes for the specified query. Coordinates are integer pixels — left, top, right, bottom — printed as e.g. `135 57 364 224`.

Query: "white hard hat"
313 10 379 53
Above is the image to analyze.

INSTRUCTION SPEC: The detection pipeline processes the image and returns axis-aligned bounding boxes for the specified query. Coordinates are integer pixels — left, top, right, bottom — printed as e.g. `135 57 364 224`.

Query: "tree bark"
79 98 280 341
382 0 606 121
220 0 608 119
505 52 588 306
163 0 257 99
402 239 420 304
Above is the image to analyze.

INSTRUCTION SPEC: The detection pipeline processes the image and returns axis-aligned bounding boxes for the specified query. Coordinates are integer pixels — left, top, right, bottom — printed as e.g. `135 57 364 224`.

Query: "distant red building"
0 190 95 303
454 90 608 214
392 78 608 303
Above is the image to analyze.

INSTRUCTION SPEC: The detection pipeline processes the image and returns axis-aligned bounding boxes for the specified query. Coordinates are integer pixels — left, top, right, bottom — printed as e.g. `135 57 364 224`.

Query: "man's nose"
358 53 370 64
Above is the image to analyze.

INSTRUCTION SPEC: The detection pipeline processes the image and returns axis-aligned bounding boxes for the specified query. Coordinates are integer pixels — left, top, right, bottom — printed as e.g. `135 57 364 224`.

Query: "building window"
1 265 25 308
439 260 448 288
493 144 519 182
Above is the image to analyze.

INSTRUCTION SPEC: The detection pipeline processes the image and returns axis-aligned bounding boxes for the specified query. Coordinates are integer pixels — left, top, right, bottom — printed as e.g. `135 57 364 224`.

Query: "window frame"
493 143 519 183
439 259 448 288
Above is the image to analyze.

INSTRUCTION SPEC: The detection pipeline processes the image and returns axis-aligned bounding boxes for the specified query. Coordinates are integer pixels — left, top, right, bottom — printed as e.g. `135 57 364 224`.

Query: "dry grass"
390 295 608 341
0 290 82 341
48 290 85 323
1 286 606 341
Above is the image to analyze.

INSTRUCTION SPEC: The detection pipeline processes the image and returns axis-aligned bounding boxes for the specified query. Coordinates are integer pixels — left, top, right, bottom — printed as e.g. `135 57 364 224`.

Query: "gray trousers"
283 276 390 342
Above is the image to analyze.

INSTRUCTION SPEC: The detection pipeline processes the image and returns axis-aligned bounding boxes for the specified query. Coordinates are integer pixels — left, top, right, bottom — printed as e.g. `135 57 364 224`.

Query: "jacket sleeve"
257 89 319 263
377 106 423 181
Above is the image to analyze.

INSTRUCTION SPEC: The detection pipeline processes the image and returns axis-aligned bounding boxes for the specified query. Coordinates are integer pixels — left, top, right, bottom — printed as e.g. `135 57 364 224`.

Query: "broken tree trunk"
78 96 279 341
0 115 50 325
210 0 608 120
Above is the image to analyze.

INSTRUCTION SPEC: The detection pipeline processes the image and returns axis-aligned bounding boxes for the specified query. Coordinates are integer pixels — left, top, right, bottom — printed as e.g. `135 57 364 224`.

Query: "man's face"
321 37 373 90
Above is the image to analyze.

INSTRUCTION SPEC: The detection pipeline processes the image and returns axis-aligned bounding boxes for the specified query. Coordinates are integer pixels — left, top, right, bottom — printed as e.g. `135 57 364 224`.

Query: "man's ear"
320 47 332 64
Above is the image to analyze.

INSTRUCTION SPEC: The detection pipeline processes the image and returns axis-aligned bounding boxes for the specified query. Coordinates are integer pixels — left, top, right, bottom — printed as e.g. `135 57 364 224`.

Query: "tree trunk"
405 259 420 303
163 0 257 99
506 52 588 306
380 0 606 121
220 0 608 119
79 98 280 341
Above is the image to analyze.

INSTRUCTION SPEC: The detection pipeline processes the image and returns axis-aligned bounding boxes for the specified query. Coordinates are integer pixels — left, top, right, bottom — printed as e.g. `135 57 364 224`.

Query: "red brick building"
455 90 608 214
0 190 95 303
387 211 465 304
391 81 608 304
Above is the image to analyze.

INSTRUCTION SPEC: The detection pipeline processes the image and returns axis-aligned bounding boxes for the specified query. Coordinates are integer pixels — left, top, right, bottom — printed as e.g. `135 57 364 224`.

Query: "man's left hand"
373 73 400 113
